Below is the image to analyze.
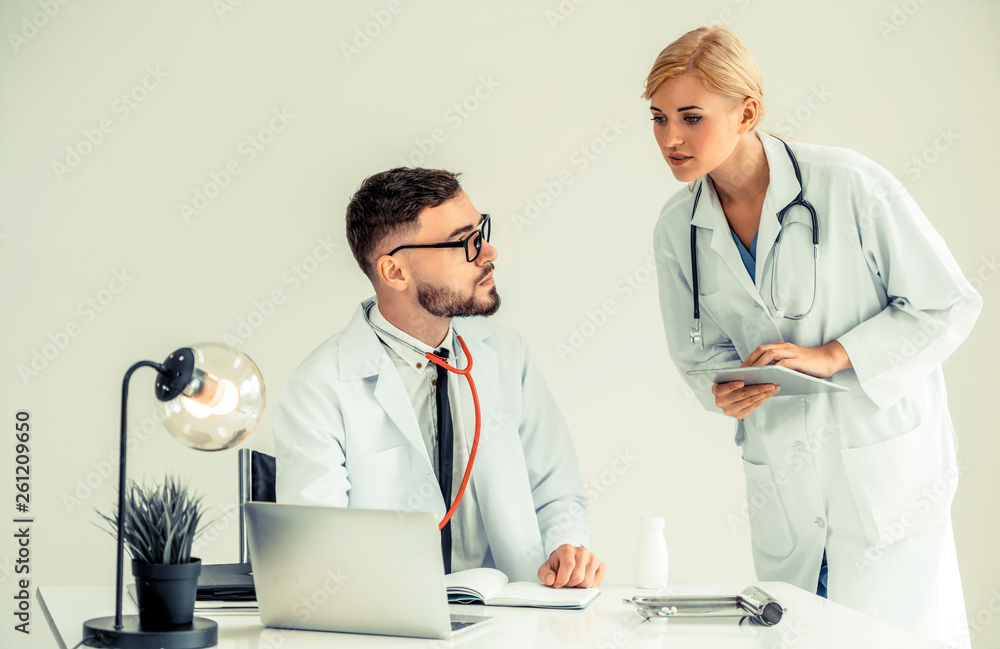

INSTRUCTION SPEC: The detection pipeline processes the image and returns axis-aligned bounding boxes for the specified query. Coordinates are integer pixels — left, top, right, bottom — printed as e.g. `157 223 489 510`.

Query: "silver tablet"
686 365 849 396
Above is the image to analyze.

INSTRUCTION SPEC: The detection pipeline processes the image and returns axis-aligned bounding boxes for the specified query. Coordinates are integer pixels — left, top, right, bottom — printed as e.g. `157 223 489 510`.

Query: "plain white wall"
2 1 998 647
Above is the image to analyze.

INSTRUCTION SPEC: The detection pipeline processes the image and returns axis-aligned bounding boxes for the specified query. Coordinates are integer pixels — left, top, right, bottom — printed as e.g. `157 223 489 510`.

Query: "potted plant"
98 476 205 630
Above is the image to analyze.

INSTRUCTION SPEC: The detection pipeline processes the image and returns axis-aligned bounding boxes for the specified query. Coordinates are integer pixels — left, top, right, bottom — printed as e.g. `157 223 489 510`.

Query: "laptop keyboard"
451 620 477 632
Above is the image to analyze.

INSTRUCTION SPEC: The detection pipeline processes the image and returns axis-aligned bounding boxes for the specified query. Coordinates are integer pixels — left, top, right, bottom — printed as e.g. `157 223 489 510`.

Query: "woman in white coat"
645 26 981 648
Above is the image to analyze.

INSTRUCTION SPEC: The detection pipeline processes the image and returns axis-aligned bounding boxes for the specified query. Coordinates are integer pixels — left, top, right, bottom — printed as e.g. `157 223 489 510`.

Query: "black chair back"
250 451 276 503
238 448 276 563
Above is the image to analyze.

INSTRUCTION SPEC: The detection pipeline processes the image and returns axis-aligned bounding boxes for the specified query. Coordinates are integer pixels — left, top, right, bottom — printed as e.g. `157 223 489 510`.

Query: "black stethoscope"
689 135 819 348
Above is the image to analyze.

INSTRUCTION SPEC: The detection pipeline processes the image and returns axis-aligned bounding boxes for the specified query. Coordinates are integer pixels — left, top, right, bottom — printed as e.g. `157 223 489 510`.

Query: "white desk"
38 582 945 648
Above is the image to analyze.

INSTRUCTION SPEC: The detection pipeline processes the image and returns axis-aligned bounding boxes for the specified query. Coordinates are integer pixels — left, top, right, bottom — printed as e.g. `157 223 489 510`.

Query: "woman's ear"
738 97 759 134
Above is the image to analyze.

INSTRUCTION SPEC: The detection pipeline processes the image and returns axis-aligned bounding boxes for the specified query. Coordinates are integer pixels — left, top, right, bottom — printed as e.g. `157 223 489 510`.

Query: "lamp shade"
154 343 265 451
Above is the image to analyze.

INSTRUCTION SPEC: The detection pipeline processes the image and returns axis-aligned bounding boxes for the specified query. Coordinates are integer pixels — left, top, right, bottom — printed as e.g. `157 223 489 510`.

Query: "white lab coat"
654 131 981 648
272 299 590 583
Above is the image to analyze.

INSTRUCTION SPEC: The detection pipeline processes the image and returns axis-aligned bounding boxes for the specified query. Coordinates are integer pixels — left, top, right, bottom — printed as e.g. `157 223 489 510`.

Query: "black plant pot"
132 558 202 630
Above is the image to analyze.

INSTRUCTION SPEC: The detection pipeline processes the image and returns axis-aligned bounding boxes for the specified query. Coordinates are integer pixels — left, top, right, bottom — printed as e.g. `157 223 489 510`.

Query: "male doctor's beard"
416 267 501 318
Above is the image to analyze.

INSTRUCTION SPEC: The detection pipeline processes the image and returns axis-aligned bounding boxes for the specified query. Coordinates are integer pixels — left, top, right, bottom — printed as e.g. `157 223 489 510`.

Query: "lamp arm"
113 360 168 630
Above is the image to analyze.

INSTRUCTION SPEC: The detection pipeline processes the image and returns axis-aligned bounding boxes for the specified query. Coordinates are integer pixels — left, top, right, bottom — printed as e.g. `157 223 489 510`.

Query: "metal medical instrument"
624 586 785 626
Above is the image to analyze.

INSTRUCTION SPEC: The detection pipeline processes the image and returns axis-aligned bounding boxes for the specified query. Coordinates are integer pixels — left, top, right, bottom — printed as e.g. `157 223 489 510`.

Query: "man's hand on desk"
537 544 606 589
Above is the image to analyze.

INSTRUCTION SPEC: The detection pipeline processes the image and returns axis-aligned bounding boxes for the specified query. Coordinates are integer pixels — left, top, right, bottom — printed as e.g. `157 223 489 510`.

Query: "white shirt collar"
368 301 458 373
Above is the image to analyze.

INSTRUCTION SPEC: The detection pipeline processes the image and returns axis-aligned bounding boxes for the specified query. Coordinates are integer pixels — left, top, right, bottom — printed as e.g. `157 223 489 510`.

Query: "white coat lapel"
448 328 499 452
693 176 767 309
339 301 432 470
451 320 543 580
755 132 803 288
449 323 502 498
372 359 431 467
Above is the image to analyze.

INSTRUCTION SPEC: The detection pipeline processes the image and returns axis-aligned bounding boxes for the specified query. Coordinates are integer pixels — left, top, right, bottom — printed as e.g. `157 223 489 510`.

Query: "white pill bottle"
634 516 669 588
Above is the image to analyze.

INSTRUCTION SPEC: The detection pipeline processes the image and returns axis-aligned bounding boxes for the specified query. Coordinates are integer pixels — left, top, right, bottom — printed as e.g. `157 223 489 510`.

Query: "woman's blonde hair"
642 25 766 130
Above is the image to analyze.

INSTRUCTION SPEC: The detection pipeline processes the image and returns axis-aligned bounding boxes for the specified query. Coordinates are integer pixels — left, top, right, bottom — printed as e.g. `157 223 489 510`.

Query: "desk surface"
38 582 944 649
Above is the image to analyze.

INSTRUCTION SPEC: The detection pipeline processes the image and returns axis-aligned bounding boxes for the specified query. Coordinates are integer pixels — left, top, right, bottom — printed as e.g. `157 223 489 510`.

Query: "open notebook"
445 568 600 609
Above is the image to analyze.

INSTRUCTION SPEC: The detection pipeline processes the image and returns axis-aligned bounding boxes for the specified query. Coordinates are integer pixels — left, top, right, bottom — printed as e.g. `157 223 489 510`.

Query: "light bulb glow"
180 379 239 419
158 342 264 451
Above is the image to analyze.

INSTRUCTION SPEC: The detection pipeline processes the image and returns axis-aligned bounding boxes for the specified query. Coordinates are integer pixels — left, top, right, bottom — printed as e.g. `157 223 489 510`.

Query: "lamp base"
83 615 217 648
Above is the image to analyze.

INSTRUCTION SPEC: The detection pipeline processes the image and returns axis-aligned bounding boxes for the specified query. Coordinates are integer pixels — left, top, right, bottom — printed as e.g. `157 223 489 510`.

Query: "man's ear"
376 254 409 292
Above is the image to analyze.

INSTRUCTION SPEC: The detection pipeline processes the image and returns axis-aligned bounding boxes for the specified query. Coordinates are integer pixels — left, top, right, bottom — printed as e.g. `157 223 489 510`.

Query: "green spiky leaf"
95 476 205 564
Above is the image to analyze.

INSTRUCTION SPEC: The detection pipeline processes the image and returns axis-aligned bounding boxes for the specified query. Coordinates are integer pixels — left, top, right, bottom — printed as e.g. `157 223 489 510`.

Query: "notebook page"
488 582 600 608
445 568 509 600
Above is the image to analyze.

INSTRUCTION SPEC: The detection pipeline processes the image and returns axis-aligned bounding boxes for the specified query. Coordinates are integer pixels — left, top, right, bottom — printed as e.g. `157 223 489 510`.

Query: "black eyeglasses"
388 214 492 263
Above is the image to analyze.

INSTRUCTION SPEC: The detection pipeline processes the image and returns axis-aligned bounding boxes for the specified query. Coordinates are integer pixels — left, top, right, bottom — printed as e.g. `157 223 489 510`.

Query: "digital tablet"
686 365 849 396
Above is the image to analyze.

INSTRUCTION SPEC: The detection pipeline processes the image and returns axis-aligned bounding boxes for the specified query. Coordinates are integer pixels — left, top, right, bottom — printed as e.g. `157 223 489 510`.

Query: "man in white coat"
273 167 605 588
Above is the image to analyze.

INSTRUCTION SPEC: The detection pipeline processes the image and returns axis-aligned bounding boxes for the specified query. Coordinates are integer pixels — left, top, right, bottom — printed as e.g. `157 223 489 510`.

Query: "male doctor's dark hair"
345 167 463 281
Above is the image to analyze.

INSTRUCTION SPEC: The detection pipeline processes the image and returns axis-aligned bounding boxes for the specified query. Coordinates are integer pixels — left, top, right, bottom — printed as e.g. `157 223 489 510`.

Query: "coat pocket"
840 423 954 548
345 445 412 509
741 458 795 558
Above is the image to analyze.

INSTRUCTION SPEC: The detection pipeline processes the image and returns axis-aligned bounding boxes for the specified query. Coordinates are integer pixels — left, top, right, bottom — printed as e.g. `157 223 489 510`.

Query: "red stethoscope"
424 335 481 530
365 303 483 531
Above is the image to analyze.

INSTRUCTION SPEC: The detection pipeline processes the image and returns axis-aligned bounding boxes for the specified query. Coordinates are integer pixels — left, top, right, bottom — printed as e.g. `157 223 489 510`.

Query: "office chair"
195 449 275 601
238 448 276 563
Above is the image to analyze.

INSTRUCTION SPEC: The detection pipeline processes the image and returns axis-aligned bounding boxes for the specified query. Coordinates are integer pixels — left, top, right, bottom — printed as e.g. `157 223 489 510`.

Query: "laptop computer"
244 502 493 639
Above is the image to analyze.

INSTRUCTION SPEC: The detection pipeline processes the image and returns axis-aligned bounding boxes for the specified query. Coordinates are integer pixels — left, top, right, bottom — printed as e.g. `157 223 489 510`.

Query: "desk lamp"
83 343 265 648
